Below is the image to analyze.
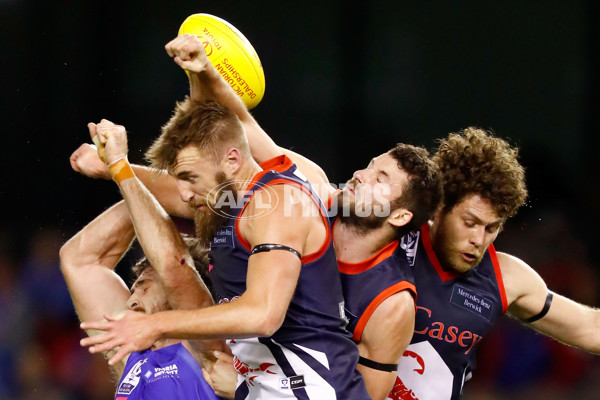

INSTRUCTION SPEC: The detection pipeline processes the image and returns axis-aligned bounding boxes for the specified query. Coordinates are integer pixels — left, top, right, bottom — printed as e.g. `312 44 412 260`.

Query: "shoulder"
369 290 415 332
496 251 548 311
360 291 415 358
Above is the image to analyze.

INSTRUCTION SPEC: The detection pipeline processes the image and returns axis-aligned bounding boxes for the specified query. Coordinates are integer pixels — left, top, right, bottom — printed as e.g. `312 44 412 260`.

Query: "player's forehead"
171 146 213 175
369 152 409 181
455 194 503 225
131 268 157 291
368 152 399 169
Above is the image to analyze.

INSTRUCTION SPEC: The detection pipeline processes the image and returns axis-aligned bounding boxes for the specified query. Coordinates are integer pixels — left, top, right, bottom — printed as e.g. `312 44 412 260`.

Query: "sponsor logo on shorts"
289 375 306 390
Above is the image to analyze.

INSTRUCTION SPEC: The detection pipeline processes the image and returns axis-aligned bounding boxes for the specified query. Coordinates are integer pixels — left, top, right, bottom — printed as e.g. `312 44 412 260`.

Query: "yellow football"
178 13 265 109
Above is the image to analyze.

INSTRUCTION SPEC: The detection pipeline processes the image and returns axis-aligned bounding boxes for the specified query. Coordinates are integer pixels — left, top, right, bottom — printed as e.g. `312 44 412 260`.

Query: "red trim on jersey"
421 223 460 281
241 155 295 194
233 155 296 251
352 281 417 342
325 189 341 211
337 240 400 275
259 154 294 172
235 179 331 264
488 244 508 314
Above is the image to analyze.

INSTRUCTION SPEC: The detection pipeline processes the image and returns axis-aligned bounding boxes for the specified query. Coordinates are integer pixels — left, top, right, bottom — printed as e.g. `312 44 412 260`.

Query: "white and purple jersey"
210 155 369 399
389 224 507 400
114 343 220 400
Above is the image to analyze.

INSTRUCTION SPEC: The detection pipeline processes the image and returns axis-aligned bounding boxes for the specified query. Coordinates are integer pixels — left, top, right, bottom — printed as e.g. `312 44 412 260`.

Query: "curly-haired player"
392 127 600 400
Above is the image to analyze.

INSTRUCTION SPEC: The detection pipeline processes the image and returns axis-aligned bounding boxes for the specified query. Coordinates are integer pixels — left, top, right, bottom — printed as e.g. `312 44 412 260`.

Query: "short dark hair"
433 127 527 219
389 143 442 235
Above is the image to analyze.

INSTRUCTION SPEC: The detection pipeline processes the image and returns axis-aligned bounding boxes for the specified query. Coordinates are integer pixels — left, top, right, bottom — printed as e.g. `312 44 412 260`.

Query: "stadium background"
1 1 599 399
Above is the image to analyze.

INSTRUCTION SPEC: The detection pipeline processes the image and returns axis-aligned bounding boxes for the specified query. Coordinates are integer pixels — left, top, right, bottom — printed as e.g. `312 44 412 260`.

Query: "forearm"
525 294 600 354
117 176 191 273
60 201 134 269
130 164 192 218
153 296 277 341
189 66 281 163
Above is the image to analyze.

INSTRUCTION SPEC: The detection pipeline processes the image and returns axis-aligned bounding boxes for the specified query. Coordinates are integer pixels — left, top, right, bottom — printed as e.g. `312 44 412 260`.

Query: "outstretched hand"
80 310 160 366
165 33 211 74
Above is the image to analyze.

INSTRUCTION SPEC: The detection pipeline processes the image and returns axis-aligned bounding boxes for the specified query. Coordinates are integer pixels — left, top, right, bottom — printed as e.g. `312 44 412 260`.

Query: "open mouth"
461 252 477 263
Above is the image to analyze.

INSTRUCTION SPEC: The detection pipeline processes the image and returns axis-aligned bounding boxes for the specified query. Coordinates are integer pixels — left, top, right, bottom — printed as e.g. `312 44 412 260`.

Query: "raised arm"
166 34 334 201
499 251 600 353
70 143 192 218
59 200 134 376
88 119 226 359
80 184 320 366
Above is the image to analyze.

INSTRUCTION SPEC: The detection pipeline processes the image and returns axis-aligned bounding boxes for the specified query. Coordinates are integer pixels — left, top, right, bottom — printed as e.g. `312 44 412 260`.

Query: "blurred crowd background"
1 1 599 399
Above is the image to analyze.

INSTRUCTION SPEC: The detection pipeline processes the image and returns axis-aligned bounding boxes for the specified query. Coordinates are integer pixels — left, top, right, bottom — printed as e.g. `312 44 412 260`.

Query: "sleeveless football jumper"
114 343 219 400
389 224 507 400
209 155 369 400
333 215 417 343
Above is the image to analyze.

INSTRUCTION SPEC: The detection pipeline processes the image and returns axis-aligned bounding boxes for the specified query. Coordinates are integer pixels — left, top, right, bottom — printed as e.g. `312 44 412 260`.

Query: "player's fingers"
89 338 121 355
80 320 112 332
215 350 234 363
70 155 80 172
79 332 110 347
108 346 131 366
174 57 190 69
87 122 97 140
202 368 214 387
165 38 177 57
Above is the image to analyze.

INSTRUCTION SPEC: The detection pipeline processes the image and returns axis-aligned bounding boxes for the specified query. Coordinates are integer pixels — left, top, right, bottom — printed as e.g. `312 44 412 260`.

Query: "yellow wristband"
108 157 135 184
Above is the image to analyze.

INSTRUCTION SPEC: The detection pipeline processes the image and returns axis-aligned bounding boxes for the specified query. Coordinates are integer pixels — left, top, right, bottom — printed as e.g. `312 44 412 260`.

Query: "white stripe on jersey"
291 343 330 370
230 338 336 399
274 340 336 399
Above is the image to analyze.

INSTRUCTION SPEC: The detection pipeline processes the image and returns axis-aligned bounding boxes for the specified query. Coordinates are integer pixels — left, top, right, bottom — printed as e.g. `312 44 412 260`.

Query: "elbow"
254 309 285 337
58 242 75 273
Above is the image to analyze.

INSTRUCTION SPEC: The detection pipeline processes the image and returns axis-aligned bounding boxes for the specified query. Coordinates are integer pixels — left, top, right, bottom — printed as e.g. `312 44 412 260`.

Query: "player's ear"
387 208 412 228
222 147 243 175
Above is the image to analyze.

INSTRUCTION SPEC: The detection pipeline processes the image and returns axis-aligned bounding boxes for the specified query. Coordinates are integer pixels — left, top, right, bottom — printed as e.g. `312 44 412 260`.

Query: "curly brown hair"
145 97 249 170
433 127 527 219
389 143 442 234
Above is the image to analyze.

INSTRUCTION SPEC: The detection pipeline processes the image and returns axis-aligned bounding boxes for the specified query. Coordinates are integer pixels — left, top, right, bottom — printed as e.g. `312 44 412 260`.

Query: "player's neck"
151 337 180 352
334 220 397 262
235 159 263 193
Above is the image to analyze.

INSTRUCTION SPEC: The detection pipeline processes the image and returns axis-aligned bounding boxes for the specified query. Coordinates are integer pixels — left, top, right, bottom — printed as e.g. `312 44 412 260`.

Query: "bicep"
241 193 310 328
62 263 130 324
244 250 302 328
357 291 415 400
359 291 415 363
501 252 549 320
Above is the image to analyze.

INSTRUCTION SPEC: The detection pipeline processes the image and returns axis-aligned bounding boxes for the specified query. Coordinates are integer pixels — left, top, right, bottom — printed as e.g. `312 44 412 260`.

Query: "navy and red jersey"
389 224 507 400
209 155 369 399
333 216 417 343
114 343 220 400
